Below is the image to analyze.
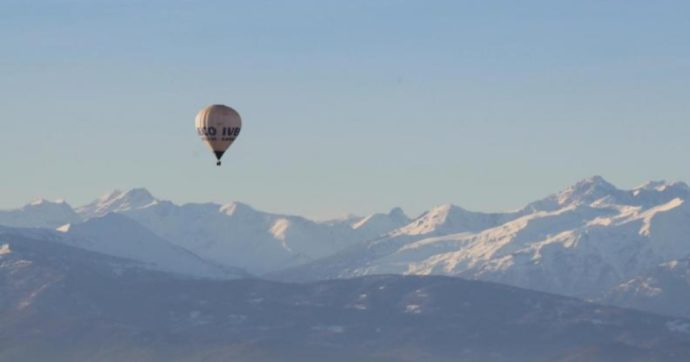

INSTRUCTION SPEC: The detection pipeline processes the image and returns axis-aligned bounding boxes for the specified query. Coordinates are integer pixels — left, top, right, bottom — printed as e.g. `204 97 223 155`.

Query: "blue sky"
2 0 690 218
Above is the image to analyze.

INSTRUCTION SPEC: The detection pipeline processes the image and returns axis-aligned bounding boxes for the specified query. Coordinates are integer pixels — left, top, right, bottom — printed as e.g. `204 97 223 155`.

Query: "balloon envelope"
195 105 242 165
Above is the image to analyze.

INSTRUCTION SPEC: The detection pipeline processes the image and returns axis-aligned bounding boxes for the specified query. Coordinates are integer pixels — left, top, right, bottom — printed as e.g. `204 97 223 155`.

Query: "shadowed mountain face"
2 235 690 362
604 256 690 319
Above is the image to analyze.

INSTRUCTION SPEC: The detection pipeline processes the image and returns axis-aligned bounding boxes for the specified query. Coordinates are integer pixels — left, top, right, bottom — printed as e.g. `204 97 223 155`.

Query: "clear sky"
2 0 690 219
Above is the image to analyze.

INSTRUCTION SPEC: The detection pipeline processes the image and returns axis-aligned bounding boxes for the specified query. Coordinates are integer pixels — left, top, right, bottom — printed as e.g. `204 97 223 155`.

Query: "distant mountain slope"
1 235 690 362
604 256 690 319
55 214 246 279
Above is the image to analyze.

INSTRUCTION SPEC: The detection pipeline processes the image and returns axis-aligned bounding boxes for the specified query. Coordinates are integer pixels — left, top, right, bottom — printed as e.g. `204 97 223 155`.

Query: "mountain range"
2 176 690 322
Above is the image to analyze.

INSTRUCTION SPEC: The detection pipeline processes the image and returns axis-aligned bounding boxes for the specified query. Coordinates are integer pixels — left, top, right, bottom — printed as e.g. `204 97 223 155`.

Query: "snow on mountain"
55 213 244 279
64 189 411 275
351 207 411 239
316 213 362 226
525 176 690 213
274 177 690 303
118 201 382 274
8 176 690 317
0 199 81 228
632 180 690 208
395 203 518 236
119 201 301 273
523 176 627 212
76 188 158 218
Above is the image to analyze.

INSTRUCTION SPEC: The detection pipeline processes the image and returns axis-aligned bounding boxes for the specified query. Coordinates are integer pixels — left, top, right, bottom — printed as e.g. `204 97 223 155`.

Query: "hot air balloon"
195 104 242 166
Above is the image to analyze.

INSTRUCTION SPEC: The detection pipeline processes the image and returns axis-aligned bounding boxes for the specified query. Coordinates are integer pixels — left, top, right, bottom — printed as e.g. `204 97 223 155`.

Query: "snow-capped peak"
25 198 71 209
523 177 690 214
558 176 619 204
20 198 77 219
56 224 71 233
120 188 156 204
638 180 672 192
629 180 690 209
397 204 503 236
0 198 80 228
350 207 411 238
98 189 124 201
76 188 158 218
219 201 256 216
317 214 363 226
635 180 690 193
28 198 68 207
423 203 459 220
524 176 627 212
29 199 45 206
